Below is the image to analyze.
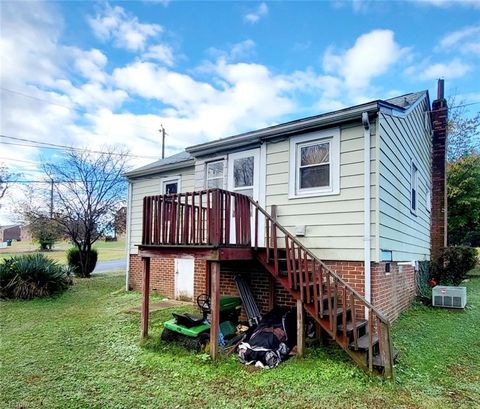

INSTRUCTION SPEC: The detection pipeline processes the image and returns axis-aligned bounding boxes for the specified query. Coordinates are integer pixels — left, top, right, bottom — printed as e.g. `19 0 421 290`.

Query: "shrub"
67 247 98 278
431 246 478 285
415 261 432 304
0 254 72 300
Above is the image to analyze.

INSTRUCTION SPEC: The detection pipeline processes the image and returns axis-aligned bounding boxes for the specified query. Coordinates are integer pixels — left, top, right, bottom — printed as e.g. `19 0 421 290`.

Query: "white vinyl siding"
128 167 195 254
378 97 431 261
266 123 378 261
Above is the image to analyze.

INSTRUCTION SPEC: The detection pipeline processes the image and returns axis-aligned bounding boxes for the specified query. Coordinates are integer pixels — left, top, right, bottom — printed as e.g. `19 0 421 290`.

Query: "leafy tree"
42 148 128 277
112 206 127 239
28 216 63 250
447 153 480 246
446 96 480 246
447 96 480 161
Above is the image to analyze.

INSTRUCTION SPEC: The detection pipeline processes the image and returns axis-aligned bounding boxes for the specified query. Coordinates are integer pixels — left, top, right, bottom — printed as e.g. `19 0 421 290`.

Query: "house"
0 224 21 242
124 80 448 377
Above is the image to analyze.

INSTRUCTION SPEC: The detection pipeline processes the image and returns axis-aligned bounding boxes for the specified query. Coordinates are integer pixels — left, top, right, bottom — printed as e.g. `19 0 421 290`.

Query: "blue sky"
1 0 479 223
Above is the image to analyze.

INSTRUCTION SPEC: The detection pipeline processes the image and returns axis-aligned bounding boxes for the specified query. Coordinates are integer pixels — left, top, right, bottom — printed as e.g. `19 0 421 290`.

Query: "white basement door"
174 258 194 301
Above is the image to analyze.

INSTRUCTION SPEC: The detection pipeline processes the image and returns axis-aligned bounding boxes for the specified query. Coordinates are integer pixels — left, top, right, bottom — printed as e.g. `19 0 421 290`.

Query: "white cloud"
143 44 175 65
69 47 109 82
417 59 472 80
323 29 410 89
438 25 480 54
87 3 162 51
419 0 480 9
207 39 256 62
244 3 269 24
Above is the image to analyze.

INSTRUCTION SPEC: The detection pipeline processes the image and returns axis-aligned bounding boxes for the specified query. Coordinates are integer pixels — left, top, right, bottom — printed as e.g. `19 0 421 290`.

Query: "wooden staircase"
141 189 396 378
251 200 396 378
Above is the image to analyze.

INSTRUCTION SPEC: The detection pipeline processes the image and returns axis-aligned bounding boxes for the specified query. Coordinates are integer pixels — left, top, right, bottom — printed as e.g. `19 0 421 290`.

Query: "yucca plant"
0 254 72 300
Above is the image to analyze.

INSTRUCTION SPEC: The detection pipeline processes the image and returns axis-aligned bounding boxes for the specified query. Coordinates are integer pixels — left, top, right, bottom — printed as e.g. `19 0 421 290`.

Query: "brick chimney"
430 79 448 260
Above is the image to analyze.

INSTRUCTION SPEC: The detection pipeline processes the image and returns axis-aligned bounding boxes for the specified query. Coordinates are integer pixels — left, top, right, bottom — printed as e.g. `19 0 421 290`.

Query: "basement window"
206 161 224 189
289 128 340 198
410 161 418 215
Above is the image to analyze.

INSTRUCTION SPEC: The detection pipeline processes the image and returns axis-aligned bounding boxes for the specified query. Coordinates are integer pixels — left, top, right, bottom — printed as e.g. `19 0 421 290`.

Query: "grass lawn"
1 273 479 409
0 239 126 264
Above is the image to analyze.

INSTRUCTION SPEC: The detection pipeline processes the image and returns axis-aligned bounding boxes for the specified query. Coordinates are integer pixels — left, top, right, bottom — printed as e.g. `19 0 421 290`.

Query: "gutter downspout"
125 180 133 291
362 112 372 306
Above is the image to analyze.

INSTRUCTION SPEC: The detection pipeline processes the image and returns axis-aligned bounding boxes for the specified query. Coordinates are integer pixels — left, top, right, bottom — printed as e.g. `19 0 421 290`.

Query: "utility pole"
50 179 54 218
159 125 166 159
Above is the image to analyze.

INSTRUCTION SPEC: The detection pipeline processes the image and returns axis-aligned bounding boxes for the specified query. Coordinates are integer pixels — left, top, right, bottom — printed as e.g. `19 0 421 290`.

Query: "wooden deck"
137 244 255 261
138 189 395 378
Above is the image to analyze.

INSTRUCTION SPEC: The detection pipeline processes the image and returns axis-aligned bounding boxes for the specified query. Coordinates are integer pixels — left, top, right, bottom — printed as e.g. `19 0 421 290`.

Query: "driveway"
93 259 126 273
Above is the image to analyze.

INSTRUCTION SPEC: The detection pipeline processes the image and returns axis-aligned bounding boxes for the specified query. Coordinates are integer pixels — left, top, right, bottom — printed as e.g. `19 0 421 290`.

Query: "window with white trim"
162 178 180 195
289 128 340 198
410 162 418 214
206 161 224 189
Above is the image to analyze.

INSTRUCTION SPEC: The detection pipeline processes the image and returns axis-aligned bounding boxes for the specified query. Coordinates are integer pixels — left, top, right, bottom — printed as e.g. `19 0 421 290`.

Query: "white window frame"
289 128 340 198
205 160 224 189
410 161 418 215
161 176 181 195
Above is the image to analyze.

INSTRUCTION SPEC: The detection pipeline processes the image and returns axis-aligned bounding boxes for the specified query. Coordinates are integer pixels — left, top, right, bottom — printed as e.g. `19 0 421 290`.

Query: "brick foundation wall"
371 262 415 322
128 254 416 322
129 254 207 301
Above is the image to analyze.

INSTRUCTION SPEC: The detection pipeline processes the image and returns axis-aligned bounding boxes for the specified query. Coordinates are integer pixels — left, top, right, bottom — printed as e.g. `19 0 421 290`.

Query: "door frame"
174 258 194 301
227 146 266 246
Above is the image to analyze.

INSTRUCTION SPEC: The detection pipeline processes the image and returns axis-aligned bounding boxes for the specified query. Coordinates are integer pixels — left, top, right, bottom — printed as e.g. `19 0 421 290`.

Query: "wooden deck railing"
142 189 251 246
251 198 394 378
141 188 394 377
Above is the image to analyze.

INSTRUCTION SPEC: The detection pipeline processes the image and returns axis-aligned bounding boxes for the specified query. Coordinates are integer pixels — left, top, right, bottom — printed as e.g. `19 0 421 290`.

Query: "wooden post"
379 321 394 379
141 257 151 338
296 299 305 357
210 261 221 360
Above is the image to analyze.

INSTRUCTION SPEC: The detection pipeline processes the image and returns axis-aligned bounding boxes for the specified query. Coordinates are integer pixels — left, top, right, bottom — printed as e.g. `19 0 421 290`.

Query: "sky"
1 0 479 224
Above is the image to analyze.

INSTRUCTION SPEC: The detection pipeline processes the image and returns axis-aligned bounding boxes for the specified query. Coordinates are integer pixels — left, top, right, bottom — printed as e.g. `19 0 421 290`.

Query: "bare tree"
0 163 20 201
43 148 128 277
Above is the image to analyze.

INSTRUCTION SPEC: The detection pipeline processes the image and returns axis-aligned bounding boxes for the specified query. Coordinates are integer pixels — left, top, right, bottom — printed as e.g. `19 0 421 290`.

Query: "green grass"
1 273 479 409
0 240 126 264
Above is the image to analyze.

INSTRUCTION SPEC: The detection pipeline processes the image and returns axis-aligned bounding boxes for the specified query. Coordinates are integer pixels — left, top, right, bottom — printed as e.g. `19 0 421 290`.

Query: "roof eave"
124 159 195 179
186 101 380 157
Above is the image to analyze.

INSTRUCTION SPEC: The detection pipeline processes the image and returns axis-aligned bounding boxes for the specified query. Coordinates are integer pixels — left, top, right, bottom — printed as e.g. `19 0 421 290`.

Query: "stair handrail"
247 197 391 327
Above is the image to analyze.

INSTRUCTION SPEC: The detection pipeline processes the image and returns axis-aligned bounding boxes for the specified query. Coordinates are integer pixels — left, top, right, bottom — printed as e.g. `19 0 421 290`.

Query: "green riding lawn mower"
160 293 243 352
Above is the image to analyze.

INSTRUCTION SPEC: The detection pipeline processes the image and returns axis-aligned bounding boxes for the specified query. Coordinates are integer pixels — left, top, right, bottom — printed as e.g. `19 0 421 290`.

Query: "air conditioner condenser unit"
432 286 467 309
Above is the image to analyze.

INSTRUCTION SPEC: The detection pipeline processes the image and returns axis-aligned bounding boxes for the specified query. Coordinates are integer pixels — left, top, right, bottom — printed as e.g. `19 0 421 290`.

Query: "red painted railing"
141 188 394 377
142 189 251 246
252 200 394 378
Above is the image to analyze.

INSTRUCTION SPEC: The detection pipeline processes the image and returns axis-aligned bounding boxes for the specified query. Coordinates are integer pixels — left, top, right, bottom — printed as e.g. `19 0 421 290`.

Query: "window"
298 141 330 189
206 161 224 189
162 178 180 195
289 128 340 198
232 156 254 197
410 162 418 214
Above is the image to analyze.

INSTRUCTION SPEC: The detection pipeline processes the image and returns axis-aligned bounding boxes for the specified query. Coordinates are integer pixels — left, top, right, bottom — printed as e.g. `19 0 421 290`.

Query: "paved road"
93 259 127 273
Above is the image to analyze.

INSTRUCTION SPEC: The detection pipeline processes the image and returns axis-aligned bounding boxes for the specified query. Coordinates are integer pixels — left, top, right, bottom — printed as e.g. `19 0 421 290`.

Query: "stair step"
337 319 367 334
321 306 349 318
372 349 400 368
349 333 378 351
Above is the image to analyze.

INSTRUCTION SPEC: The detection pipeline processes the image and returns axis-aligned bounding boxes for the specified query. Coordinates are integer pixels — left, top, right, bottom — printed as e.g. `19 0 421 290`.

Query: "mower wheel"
198 333 210 353
160 328 178 342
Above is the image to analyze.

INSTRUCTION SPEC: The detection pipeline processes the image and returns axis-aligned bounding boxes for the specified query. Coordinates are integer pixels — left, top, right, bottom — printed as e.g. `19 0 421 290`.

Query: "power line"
0 134 160 159
0 87 166 138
